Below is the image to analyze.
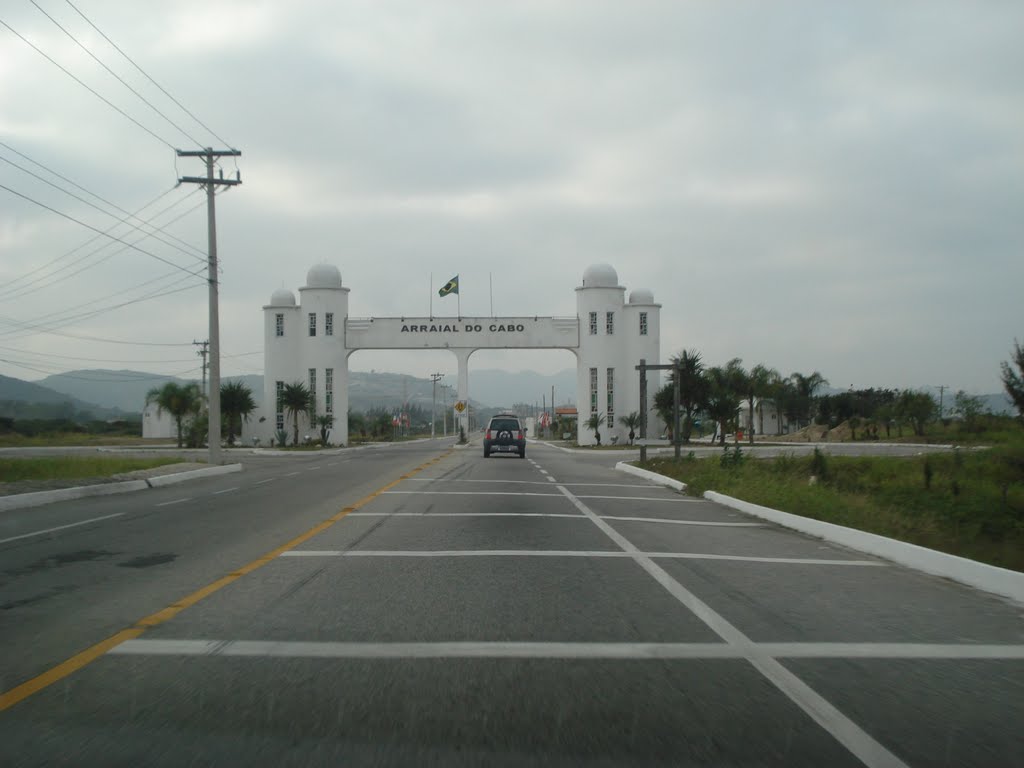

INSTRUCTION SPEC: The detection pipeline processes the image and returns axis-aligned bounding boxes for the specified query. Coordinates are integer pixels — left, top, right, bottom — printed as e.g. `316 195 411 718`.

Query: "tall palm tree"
220 380 256 446
586 412 605 446
668 348 708 444
745 364 778 444
789 371 829 428
618 411 640 445
705 366 741 445
280 381 312 447
145 381 202 448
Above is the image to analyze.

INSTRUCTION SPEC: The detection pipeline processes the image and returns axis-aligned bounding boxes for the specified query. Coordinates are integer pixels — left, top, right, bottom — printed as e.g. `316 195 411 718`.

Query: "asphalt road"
1 439 1022 767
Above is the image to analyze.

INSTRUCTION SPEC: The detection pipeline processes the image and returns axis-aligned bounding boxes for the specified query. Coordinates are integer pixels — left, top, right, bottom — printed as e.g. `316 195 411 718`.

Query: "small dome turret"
629 288 655 304
305 263 343 289
581 263 619 288
269 288 296 306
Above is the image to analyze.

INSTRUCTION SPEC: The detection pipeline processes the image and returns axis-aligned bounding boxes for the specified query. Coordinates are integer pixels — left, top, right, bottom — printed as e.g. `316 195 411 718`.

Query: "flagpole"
430 272 433 318
489 272 493 317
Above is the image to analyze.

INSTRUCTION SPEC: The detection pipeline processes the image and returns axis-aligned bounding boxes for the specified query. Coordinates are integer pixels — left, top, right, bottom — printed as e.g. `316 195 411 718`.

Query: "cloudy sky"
1 0 1021 396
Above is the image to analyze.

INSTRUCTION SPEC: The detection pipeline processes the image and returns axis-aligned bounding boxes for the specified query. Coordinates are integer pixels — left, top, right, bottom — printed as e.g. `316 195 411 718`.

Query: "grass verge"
641 444 1024 572
0 456 187 483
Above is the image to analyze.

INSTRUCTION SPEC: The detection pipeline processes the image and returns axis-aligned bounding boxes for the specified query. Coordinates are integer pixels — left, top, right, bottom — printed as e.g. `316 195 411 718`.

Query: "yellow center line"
0 449 454 712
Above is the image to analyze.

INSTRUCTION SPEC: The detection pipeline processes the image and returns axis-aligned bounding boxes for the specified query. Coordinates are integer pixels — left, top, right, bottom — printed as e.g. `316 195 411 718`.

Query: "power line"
0 18 176 150
0 344 197 364
0 153 208 268
29 0 206 149
0 181 205 279
63 0 235 150
0 281 203 341
0 193 207 303
0 141 207 261
0 185 182 296
0 357 202 382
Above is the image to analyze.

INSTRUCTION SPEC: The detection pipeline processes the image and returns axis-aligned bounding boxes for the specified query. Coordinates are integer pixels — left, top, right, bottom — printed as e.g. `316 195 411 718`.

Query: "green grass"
0 433 160 447
0 456 187 483
642 443 1024 572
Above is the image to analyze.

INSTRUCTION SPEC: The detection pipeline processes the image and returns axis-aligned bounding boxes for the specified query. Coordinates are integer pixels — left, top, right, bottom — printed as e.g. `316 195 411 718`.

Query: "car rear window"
490 419 520 432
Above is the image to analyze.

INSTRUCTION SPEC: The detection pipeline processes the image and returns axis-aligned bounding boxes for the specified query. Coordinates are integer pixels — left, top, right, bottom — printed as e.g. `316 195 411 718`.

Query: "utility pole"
177 147 241 465
193 339 209 400
937 385 948 419
430 372 443 438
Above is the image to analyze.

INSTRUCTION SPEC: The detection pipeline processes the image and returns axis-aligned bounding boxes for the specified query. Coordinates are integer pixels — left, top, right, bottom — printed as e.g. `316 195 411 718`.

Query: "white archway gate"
249 264 662 447
346 316 580 437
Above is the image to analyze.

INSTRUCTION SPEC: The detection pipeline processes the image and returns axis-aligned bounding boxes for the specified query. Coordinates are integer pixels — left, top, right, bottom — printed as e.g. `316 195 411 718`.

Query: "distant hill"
32 367 579 412
37 370 263 411
0 373 126 420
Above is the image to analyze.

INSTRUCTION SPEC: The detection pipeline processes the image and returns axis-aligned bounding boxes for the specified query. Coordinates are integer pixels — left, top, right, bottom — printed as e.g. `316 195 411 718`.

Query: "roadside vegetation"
0 456 187 483
642 437 1024 572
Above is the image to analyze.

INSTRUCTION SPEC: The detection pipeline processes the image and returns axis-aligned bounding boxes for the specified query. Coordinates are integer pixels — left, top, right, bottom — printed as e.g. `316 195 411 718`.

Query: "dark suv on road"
483 415 526 458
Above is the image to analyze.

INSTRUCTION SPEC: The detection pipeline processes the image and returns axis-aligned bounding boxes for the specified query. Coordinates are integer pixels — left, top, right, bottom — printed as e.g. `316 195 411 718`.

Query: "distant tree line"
646 350 979 444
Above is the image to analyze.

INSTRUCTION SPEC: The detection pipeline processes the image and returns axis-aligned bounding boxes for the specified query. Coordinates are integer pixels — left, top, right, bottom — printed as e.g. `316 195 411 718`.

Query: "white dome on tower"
629 288 655 304
581 263 619 288
269 288 296 306
305 263 343 289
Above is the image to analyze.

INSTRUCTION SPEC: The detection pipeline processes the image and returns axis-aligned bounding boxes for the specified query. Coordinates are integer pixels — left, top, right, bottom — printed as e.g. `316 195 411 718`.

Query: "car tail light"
485 429 492 440
517 431 524 440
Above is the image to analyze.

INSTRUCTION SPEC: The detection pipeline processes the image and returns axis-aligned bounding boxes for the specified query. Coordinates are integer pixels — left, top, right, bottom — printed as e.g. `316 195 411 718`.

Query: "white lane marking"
576 495 705 503
546 477 556 482
0 512 125 545
307 466 322 470
348 512 583 518
382 490 562 497
109 639 1024 661
285 471 301 477
555 484 909 768
212 487 239 495
601 515 762 527
279 549 882 565
255 478 276 485
403 479 651 489
652 553 885 566
281 550 630 558
156 498 191 507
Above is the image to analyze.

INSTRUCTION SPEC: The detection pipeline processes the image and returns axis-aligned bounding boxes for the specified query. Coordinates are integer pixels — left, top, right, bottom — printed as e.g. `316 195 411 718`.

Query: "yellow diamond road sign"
454 401 467 413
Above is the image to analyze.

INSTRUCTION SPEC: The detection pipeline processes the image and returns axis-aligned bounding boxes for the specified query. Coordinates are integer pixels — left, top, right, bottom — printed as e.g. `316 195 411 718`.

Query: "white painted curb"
146 463 243 487
703 491 1024 606
614 462 1024 606
614 461 687 492
0 464 244 511
0 480 150 512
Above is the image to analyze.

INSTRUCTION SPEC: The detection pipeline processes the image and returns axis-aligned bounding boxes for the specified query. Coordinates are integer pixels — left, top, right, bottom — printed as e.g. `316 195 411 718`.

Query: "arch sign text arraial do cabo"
244 263 662 447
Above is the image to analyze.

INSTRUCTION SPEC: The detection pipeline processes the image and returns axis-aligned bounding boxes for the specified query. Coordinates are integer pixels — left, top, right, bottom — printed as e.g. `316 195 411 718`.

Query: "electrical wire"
0 344 197 364
0 181 205 280
0 153 208 267
0 185 182 296
0 193 207 303
0 141 207 261
29 0 206 149
63 0 235 150
0 357 202 381
0 18 175 150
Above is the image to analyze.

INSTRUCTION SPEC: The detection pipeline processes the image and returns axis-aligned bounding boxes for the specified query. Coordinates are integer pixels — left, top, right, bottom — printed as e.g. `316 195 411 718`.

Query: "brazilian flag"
438 275 459 297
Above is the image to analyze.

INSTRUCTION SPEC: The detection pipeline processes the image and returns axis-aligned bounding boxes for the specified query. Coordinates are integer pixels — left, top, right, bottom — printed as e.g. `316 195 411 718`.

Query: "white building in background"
243 263 662 447
141 404 176 440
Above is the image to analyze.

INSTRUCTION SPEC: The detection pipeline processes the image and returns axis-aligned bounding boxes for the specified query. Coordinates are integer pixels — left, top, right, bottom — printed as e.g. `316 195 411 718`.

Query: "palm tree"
280 381 312 446
705 366 741 445
145 381 202 448
789 371 829 429
316 414 334 445
745 364 778 444
618 411 640 445
220 380 256 446
668 348 708 444
586 412 605 446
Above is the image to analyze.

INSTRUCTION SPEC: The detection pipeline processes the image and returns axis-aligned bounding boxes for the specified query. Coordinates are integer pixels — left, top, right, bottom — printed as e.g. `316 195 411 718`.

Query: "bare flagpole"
430 272 433 318
490 272 493 316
